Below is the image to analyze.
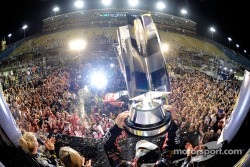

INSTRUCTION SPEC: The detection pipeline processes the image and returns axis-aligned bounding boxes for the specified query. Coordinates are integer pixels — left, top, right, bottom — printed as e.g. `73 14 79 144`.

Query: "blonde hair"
59 146 83 167
19 132 37 153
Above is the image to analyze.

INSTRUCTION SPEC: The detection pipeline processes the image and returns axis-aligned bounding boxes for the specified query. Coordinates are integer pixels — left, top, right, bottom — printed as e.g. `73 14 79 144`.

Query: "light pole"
236 44 239 52
8 33 12 44
53 6 59 16
181 9 187 19
210 27 215 41
228 37 232 48
22 25 28 39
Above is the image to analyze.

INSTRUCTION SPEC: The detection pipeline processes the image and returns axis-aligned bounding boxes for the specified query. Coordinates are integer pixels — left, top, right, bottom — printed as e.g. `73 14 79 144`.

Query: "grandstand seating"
0 41 23 62
215 43 250 70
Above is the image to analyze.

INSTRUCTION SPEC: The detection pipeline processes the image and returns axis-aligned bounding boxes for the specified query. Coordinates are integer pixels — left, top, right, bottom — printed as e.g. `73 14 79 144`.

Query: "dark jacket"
103 118 180 167
23 149 59 167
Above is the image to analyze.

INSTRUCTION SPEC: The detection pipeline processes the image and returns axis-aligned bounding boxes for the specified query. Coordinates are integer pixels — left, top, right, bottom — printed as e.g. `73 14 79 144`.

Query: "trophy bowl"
124 98 171 137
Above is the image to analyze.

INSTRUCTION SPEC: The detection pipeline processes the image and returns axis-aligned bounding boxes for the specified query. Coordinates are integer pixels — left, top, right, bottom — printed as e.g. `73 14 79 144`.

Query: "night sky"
0 0 249 56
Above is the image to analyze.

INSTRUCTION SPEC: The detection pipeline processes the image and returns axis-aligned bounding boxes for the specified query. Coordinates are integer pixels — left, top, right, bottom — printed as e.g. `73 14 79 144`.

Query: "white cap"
135 140 158 158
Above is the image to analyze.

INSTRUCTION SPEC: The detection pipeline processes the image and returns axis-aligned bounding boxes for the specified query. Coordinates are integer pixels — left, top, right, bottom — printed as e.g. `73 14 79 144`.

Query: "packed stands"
0 8 249 167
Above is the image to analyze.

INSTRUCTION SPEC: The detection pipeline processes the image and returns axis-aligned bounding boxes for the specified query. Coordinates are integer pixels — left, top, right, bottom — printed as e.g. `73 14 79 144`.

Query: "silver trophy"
114 13 172 137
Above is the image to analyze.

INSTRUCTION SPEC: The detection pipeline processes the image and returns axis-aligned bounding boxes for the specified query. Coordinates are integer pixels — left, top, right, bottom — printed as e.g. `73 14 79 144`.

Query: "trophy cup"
114 13 172 137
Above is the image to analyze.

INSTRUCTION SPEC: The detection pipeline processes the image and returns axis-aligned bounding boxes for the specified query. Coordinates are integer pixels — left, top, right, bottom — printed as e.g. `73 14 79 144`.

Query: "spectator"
18 131 59 167
59 146 91 167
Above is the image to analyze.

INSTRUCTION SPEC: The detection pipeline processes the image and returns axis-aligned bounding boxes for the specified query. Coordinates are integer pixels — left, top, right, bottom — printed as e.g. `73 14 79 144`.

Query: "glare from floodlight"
236 44 239 48
75 0 84 9
53 6 59 12
22 25 28 38
22 25 28 30
69 39 86 51
102 0 112 6
181 9 187 15
161 43 169 52
129 0 139 7
210 26 215 41
110 63 114 68
156 1 166 10
8 33 12 44
210 27 215 32
181 9 187 18
90 71 107 89
227 37 232 48
53 6 59 15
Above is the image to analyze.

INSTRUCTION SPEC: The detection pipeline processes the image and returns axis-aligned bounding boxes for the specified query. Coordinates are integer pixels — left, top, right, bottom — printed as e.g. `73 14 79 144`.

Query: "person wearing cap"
103 108 180 167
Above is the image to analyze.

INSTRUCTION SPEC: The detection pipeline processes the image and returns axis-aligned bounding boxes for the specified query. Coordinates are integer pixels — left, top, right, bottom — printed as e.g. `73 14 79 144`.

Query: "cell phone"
47 132 54 138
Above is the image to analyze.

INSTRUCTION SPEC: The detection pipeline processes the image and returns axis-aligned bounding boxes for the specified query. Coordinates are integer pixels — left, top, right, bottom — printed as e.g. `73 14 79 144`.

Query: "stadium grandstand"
0 6 250 167
42 9 197 35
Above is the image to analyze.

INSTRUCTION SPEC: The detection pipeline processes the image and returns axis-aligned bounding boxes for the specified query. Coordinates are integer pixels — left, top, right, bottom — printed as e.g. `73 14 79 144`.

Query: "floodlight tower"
181 9 187 19
210 27 216 41
236 44 239 52
8 33 12 44
22 25 28 39
228 37 232 48
53 6 59 16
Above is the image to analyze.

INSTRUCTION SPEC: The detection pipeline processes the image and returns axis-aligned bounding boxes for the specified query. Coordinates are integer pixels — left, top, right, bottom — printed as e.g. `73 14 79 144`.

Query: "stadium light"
228 37 232 48
210 27 215 41
156 1 166 11
53 6 59 16
102 0 112 6
161 43 169 53
180 9 187 19
90 71 107 89
129 0 139 7
236 44 239 52
74 0 84 9
69 39 86 60
8 33 12 44
22 25 28 39
244 50 247 54
69 39 86 51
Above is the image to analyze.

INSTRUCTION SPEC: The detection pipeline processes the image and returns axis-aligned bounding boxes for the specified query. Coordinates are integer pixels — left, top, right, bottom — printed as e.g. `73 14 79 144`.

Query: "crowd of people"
0 51 241 166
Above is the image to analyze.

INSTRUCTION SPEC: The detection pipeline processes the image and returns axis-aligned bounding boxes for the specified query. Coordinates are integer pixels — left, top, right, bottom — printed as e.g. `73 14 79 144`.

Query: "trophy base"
124 111 172 138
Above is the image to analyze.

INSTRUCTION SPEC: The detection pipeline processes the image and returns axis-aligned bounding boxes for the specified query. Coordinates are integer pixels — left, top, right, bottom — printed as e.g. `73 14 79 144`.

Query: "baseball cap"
135 140 161 166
